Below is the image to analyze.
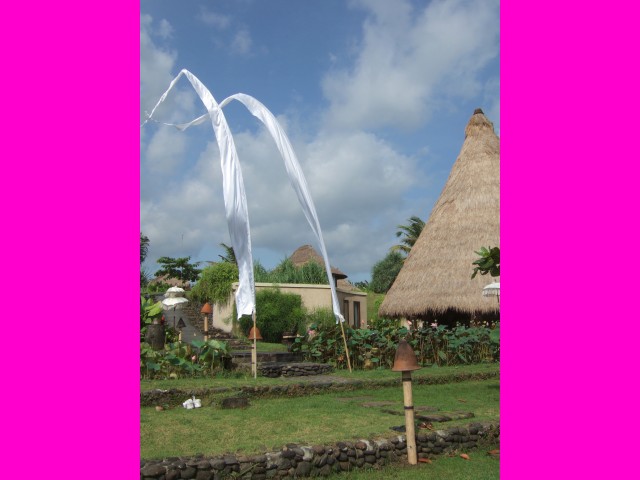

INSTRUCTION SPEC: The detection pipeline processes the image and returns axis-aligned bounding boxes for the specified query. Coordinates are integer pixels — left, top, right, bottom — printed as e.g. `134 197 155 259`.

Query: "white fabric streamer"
143 69 255 317
142 69 344 323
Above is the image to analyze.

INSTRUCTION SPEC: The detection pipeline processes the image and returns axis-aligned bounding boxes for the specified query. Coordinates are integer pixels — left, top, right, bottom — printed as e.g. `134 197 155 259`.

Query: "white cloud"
198 7 231 29
231 28 252 55
322 0 500 131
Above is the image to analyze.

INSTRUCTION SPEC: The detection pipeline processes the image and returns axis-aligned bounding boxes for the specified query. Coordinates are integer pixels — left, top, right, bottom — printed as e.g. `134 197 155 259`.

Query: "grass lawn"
255 341 289 352
141 378 499 459
140 363 499 392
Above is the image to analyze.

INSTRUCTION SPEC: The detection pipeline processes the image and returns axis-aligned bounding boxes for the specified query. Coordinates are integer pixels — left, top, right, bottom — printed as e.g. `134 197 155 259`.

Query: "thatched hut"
379 108 500 326
290 244 352 290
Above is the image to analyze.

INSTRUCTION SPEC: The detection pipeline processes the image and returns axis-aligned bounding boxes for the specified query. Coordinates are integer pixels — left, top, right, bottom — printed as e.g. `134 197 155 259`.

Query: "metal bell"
391 339 421 372
248 326 263 341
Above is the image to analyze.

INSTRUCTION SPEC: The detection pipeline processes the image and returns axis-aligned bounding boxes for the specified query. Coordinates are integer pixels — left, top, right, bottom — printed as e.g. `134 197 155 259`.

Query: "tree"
154 256 202 283
140 232 150 264
370 251 405 293
218 242 237 265
390 216 425 255
471 246 500 278
140 233 150 287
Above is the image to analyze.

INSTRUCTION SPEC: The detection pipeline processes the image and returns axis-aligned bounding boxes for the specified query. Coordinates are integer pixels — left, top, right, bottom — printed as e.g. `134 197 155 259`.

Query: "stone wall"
140 422 499 479
259 362 333 378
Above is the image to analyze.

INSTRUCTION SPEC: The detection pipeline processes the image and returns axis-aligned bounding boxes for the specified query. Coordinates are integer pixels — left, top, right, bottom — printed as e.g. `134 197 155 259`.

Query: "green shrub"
238 288 305 343
303 307 336 333
190 262 239 305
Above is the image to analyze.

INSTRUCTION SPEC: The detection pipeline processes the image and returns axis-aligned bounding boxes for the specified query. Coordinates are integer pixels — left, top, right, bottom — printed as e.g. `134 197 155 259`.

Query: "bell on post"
392 339 421 372
248 326 263 341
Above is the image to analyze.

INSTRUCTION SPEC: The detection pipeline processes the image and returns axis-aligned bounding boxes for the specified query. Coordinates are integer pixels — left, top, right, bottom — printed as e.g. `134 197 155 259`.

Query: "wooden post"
251 310 258 379
402 371 417 465
338 318 352 373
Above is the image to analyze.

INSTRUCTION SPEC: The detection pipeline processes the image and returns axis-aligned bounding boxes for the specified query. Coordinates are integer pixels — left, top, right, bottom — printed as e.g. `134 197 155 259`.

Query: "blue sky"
140 0 500 283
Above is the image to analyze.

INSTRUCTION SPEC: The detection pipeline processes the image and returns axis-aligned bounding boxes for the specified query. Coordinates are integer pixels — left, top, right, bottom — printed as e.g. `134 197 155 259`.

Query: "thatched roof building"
379 109 499 322
290 245 353 290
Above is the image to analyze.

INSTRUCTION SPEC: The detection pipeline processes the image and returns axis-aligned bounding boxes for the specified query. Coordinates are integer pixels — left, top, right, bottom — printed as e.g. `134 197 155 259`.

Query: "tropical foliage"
391 215 425 255
239 288 305 342
254 258 329 285
140 339 230 379
471 246 500 278
370 251 405 293
292 318 499 370
140 295 163 342
190 262 239 305
155 256 202 283
218 242 237 264
140 232 151 287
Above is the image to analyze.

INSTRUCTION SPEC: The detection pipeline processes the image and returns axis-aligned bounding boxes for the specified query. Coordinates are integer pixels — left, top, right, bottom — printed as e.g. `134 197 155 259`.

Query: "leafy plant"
140 339 231 379
190 262 239 305
238 288 305 343
254 257 329 285
370 251 404 293
471 246 500 278
140 296 163 341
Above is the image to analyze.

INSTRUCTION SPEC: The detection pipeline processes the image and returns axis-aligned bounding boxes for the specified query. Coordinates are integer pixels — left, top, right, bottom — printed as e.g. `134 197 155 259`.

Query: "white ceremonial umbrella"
483 282 500 305
165 286 186 298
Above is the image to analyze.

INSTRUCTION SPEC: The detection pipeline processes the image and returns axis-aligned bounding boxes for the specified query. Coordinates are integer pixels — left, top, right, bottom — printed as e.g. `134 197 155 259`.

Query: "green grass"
255 341 289 352
325 445 500 479
141 378 499 459
140 363 499 392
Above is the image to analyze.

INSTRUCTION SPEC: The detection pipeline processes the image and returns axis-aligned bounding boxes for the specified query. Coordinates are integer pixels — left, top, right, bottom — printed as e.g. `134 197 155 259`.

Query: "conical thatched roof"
290 244 356 290
379 109 499 318
290 245 347 279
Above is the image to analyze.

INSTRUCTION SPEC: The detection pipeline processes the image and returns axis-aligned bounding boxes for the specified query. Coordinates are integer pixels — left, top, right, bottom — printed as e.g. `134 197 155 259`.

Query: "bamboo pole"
338 318 352 373
402 371 417 465
251 310 258 379
204 314 209 341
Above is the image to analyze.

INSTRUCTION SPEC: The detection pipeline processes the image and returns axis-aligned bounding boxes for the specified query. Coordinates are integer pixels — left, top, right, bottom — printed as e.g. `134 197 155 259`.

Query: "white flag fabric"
143 69 256 317
219 94 345 323
142 69 345 323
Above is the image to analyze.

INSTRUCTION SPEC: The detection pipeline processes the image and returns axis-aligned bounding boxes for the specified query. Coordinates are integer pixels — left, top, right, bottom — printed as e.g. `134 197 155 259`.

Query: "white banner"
143 69 344 323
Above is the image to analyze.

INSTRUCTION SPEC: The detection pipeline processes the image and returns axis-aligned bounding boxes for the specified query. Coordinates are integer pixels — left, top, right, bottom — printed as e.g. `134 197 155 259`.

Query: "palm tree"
140 232 150 264
218 242 237 265
390 216 425 255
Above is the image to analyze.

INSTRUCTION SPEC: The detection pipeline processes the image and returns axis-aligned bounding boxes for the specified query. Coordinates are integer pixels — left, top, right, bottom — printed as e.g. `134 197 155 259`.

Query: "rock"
141 464 166 477
180 466 196 479
318 465 332 477
210 460 225 471
295 461 312 477
166 469 180 480
195 471 212 480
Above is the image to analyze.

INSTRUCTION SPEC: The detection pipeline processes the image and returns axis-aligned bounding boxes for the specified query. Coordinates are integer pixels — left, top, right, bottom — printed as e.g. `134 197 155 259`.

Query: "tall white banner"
143 69 344 323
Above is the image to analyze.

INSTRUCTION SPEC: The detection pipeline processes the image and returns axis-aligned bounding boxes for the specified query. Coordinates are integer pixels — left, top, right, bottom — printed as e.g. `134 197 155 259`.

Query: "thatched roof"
379 109 500 318
290 245 347 279
290 244 356 290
